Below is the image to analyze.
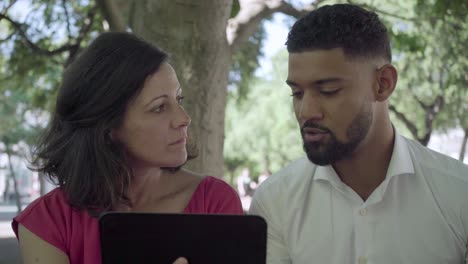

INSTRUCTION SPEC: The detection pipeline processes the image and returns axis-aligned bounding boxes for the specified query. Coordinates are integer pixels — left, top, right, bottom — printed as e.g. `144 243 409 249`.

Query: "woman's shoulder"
179 169 237 195
17 188 70 219
12 187 100 259
12 188 74 248
13 187 93 236
194 175 243 214
200 176 236 192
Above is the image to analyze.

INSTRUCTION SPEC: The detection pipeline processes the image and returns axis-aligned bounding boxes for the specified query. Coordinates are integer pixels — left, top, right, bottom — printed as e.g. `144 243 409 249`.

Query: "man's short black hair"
286 4 391 62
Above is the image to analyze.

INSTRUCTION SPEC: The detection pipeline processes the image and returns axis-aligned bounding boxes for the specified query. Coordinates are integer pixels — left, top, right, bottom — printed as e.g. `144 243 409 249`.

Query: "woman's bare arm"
18 224 70 264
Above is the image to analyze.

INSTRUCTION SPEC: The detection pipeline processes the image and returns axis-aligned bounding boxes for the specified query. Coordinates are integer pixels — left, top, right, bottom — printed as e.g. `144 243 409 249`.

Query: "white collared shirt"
250 133 468 264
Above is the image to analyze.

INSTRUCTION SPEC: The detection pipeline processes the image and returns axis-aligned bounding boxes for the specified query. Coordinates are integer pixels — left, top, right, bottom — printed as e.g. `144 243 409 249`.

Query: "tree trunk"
459 128 468 162
419 132 431 146
130 0 232 177
3 171 10 203
6 148 22 214
39 171 46 195
229 172 235 186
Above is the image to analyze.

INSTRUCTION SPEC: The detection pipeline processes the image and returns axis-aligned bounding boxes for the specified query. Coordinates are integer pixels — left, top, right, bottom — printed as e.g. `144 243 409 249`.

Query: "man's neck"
332 123 395 201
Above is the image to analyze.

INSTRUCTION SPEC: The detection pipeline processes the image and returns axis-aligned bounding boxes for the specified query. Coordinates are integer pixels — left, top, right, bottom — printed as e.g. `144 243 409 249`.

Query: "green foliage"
416 0 468 19
229 21 267 102
224 50 303 178
0 0 105 157
230 0 240 18
391 0 467 141
352 0 467 144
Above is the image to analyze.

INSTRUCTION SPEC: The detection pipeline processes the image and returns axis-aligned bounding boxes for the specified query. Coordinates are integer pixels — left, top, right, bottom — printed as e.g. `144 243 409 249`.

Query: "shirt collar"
385 132 415 179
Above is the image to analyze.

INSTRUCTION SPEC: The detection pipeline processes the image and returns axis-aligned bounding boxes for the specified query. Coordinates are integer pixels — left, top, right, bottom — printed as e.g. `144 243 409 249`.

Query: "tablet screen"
99 212 267 264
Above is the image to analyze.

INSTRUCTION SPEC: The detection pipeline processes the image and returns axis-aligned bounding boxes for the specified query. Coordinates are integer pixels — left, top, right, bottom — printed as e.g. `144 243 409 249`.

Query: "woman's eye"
177 96 185 104
151 105 165 113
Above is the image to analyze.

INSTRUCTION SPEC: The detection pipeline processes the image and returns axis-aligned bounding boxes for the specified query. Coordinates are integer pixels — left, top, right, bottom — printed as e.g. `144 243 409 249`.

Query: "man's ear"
375 64 398 102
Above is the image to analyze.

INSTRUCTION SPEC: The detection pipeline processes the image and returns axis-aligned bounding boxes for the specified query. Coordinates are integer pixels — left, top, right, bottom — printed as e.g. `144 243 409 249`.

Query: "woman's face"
113 62 191 169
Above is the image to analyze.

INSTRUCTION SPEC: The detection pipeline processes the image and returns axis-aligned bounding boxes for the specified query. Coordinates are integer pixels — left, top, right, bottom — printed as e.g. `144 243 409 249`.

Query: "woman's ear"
375 64 398 102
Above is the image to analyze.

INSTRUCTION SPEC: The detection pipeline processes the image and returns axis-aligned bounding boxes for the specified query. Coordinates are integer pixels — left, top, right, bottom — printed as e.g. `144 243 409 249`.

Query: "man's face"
287 48 377 165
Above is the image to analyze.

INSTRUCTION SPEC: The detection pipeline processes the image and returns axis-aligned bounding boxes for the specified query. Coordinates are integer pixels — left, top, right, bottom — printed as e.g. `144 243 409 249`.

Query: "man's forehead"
288 48 346 60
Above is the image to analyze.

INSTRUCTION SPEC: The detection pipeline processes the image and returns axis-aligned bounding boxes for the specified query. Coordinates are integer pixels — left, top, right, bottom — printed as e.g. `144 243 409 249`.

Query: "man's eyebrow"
314 77 343 85
286 77 344 87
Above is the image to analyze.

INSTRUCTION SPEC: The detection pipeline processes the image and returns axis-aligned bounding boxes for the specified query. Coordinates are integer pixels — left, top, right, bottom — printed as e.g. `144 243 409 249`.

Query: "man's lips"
303 127 328 134
302 127 328 142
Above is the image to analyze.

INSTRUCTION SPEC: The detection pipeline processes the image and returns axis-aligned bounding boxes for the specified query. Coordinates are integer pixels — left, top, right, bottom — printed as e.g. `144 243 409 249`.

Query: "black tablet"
99 212 267 264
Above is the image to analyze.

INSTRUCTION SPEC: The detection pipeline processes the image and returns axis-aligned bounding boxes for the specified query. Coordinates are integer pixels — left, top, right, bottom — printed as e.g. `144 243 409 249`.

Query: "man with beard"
249 4 468 264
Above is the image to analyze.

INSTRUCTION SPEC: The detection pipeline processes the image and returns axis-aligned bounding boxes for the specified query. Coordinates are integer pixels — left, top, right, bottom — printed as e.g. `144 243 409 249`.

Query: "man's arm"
249 193 291 264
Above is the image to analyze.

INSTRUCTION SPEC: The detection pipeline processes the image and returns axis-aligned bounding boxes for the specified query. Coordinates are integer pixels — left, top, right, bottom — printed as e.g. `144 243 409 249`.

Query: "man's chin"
304 147 333 166
306 153 333 166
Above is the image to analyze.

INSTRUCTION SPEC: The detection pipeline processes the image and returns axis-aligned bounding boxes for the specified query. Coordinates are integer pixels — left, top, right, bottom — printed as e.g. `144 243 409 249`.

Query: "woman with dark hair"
12 32 243 264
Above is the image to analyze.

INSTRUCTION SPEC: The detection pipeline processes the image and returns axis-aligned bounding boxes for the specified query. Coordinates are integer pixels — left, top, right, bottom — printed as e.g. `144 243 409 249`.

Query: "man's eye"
320 89 339 96
290 91 303 98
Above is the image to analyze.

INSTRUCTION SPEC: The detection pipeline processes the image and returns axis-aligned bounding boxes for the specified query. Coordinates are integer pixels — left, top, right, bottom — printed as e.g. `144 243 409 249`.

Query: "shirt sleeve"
204 176 244 214
465 247 467 264
11 188 70 254
249 189 291 264
464 197 468 264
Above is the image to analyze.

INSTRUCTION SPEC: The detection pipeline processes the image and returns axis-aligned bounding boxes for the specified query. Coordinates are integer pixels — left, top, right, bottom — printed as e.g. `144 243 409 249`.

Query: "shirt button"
359 208 368 216
358 256 367 264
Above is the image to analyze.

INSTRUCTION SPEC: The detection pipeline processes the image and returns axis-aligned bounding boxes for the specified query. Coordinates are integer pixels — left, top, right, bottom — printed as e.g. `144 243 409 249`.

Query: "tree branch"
228 0 324 54
409 88 429 109
65 6 98 66
0 31 15 43
389 104 419 139
427 95 444 120
347 0 416 22
0 0 17 18
95 0 127 32
76 7 97 41
62 0 73 39
0 13 77 56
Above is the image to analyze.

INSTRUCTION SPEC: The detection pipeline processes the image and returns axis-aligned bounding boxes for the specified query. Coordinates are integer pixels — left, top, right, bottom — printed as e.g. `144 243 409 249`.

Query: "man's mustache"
301 120 331 134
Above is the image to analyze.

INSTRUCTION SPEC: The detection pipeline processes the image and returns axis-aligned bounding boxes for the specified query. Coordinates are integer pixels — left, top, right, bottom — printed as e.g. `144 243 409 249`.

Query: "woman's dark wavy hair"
30 32 197 216
286 4 392 62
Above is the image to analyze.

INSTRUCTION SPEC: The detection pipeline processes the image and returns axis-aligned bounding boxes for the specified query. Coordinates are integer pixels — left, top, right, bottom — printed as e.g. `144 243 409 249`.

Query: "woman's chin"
161 155 188 169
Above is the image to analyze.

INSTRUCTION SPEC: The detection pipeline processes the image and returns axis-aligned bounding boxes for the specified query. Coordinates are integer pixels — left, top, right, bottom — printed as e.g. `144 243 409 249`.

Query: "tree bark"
39 171 46 195
5 146 22 214
2 171 10 203
95 0 128 31
459 128 468 162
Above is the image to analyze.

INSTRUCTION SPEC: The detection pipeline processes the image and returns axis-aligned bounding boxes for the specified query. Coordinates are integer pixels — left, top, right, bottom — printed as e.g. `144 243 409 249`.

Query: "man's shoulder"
255 156 317 195
250 156 316 216
403 136 468 184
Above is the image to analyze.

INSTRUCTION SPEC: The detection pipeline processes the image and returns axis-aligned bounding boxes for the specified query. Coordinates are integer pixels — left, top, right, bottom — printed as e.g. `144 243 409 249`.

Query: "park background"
0 0 467 263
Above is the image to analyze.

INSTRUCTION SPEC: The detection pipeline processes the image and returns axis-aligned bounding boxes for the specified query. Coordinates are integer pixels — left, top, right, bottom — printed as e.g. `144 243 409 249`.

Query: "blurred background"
0 0 467 263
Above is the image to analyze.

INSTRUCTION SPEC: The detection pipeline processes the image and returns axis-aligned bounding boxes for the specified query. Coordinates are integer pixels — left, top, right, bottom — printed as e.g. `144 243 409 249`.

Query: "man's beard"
302 102 372 165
